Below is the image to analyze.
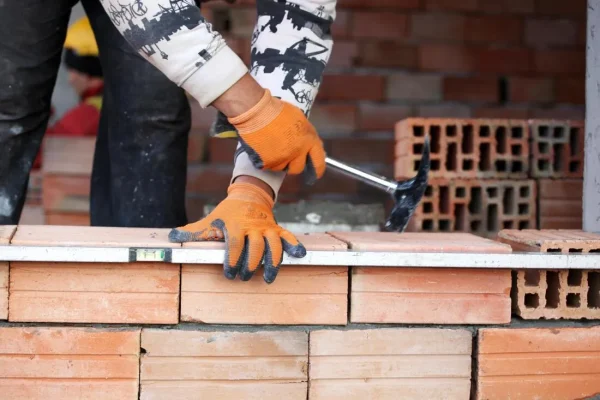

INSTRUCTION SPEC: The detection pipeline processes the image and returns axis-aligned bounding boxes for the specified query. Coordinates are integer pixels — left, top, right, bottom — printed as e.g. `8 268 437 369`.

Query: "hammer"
211 113 431 233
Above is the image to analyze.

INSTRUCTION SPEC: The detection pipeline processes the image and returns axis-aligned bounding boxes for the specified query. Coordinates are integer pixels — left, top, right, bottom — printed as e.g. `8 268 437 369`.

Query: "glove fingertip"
168 228 192 243
263 267 279 284
282 239 307 258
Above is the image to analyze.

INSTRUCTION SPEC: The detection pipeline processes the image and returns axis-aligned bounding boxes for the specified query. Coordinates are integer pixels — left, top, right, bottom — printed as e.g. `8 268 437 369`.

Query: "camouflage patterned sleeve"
231 0 337 198
98 0 248 107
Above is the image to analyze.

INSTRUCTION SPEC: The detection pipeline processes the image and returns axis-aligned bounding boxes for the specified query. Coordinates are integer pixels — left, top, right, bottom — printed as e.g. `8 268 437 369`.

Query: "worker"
0 0 333 283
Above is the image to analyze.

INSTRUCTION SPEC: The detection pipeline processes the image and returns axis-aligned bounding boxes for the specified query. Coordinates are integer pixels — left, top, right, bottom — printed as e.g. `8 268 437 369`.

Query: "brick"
180 234 347 324
443 77 498 102
472 106 530 119
336 0 420 8
328 138 394 164
358 42 418 68
539 199 581 218
328 233 511 324
186 164 233 195
466 16 523 44
416 104 472 118
141 330 308 400
534 50 585 75
406 179 536 235
386 73 442 101
307 170 358 195
327 40 358 67
318 74 385 101
188 129 208 162
181 265 348 324
9 262 180 324
508 77 554 103
538 178 583 199
539 216 582 229
555 77 585 104
477 326 600 400
10 225 178 248
530 119 584 178
475 47 532 74
0 263 7 320
189 99 218 130
498 229 600 253
410 14 465 41
19 205 45 225
229 7 256 36
425 0 477 11
0 226 16 245
185 196 205 222
535 0 587 17
331 10 350 38
395 118 530 179
358 103 414 131
529 106 585 119
208 137 237 163
525 19 579 47
0 327 139 400
309 104 357 136
479 0 535 14
42 174 90 213
421 46 531 74
42 136 95 175
352 12 408 39
419 45 474 73
309 328 472 400
44 212 90 226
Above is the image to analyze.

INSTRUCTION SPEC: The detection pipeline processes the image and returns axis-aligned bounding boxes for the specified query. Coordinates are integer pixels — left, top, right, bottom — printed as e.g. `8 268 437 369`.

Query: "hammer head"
384 137 431 232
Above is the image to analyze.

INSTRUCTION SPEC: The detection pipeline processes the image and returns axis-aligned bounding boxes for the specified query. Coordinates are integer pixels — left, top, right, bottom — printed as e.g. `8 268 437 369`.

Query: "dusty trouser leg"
0 1 76 224
82 0 192 228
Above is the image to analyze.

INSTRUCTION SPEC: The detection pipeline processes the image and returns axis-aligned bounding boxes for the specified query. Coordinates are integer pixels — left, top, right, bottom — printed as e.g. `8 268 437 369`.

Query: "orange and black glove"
168 182 306 283
229 89 326 185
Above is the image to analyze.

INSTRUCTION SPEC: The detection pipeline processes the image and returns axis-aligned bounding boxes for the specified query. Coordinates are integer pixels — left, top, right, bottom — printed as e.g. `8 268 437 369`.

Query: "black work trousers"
0 0 191 227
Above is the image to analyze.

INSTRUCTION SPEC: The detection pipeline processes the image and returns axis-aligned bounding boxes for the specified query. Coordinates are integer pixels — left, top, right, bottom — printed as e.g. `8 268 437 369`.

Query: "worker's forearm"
98 0 247 107
230 0 337 197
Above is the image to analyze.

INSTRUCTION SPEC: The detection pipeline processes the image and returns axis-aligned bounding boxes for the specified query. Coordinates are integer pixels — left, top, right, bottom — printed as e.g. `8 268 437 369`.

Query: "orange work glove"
229 89 326 185
168 182 306 283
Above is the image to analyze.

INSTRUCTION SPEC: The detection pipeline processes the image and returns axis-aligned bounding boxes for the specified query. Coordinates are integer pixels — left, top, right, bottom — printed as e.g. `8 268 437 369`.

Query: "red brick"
410 14 465 41
9 262 180 324
535 0 587 17
331 10 351 38
509 77 554 103
229 7 256 36
475 47 532 73
225 36 251 65
525 19 580 47
352 12 408 39
328 138 394 164
42 137 94 176
539 178 583 199
187 129 208 162
189 99 217 130
44 212 90 226
477 327 600 400
416 104 471 117
443 76 498 102
530 119 584 178
141 330 308 400
425 0 477 11
208 137 237 163
329 232 512 324
466 16 523 44
556 78 584 104
529 106 585 119
309 328 472 399
540 216 582 229
309 104 358 135
318 74 385 101
386 73 442 101
358 103 413 131
186 165 233 195
419 44 475 72
336 0 420 8
42 174 90 213
309 169 359 195
498 229 600 253
479 0 534 14
185 196 205 222
534 49 585 75
358 42 418 68
327 40 358 67
472 106 530 119
0 327 140 400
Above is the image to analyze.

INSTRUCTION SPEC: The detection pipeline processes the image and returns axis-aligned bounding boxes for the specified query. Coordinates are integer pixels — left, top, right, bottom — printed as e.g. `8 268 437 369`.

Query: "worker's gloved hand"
168 182 306 283
229 89 326 185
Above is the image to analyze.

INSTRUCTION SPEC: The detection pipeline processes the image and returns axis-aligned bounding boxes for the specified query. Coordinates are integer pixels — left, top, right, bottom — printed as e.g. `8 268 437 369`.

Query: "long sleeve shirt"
99 0 336 197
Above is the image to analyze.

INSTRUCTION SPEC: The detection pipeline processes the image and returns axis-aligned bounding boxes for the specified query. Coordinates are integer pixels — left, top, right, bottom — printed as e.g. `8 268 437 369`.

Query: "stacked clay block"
538 178 583 229
499 229 600 319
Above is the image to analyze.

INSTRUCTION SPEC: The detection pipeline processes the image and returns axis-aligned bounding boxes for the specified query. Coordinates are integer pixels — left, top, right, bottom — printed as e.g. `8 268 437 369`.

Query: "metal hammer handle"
325 157 397 194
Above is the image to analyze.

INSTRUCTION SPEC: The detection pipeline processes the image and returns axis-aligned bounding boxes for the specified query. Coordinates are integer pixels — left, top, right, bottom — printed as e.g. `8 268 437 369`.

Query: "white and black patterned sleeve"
98 0 248 107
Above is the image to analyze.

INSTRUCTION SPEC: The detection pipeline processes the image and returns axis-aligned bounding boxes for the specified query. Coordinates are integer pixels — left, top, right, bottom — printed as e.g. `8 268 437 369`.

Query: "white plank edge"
1 246 600 269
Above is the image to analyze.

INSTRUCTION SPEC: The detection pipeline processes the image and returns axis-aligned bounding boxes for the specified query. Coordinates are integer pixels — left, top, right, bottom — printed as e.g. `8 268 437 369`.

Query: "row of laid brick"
1 325 599 400
395 118 584 180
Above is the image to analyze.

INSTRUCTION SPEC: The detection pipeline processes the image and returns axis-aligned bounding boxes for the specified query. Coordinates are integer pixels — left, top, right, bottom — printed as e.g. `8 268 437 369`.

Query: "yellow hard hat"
64 17 99 57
